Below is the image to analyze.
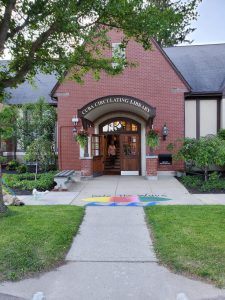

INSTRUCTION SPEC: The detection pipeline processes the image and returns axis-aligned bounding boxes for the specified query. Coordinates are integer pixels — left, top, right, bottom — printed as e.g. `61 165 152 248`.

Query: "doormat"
82 194 171 206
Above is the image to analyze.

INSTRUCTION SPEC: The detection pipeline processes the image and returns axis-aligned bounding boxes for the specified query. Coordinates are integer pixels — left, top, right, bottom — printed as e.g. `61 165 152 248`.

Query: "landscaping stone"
3 191 24 206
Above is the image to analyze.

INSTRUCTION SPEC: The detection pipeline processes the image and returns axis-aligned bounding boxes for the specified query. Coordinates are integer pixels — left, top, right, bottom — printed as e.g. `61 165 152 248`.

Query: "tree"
24 137 55 180
0 105 17 213
16 97 57 151
193 137 225 181
168 137 225 181
0 0 201 98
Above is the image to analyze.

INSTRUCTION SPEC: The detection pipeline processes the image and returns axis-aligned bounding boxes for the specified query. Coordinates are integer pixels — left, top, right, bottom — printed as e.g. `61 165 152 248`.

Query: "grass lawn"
0 206 85 281
145 206 225 287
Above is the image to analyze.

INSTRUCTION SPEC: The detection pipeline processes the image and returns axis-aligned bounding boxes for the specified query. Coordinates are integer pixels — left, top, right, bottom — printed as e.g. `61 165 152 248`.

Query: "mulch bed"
176 176 225 194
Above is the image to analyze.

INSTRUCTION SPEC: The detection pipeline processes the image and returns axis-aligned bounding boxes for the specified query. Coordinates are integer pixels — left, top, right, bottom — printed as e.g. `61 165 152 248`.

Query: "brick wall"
55 30 188 172
80 158 93 177
146 156 158 177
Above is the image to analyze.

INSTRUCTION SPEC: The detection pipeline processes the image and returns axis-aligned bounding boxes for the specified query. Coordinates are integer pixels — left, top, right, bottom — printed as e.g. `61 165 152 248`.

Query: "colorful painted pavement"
82 195 171 206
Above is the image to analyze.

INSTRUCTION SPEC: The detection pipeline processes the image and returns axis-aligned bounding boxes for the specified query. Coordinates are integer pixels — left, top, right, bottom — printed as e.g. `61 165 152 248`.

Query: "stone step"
104 166 120 170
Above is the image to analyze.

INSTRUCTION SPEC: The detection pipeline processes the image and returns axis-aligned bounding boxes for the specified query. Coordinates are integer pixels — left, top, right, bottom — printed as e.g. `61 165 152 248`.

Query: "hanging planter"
74 130 89 149
146 129 160 153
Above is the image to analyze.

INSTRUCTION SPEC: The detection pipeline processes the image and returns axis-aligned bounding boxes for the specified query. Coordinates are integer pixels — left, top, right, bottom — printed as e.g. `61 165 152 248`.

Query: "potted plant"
146 129 160 154
75 130 89 149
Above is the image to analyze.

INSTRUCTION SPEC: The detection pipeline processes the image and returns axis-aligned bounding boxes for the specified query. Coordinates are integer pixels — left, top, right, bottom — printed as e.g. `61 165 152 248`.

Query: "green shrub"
218 129 225 140
200 172 225 192
180 175 202 188
181 173 225 192
16 164 27 174
3 172 56 191
6 160 19 171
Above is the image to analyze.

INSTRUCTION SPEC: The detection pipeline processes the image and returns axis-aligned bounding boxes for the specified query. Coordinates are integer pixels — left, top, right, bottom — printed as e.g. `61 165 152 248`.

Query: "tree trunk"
0 163 7 213
204 167 208 182
13 134 17 160
35 161 38 181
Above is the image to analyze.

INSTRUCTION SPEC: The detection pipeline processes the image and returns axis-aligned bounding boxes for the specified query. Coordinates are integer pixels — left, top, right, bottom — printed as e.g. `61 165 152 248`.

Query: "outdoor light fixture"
162 123 169 140
72 115 79 126
72 115 79 134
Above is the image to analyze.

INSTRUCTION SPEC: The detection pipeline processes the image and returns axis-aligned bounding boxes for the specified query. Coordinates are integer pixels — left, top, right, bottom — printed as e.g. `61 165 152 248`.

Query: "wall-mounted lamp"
72 115 79 134
72 115 79 126
162 123 169 140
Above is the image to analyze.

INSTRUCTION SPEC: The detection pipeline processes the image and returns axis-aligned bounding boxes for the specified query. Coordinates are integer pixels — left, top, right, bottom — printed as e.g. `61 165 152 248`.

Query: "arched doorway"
78 95 156 176
92 117 141 175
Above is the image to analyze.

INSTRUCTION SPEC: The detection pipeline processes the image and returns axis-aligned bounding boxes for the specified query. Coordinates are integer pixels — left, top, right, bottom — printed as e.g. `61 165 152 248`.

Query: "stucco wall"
221 97 225 129
185 99 219 138
185 100 197 138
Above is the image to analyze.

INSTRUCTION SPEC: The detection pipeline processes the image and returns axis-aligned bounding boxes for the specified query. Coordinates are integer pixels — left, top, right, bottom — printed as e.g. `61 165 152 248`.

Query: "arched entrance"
98 118 141 175
78 95 156 176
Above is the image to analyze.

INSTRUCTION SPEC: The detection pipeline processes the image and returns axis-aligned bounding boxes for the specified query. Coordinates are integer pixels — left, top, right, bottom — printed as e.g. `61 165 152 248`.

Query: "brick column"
80 157 93 178
146 155 158 180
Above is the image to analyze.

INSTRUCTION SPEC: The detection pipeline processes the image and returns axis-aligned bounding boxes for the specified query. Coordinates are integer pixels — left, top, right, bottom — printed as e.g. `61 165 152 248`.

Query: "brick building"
3 31 225 179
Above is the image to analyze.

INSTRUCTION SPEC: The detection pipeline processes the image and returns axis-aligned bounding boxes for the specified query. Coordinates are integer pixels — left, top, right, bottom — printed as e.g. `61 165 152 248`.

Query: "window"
112 43 126 68
91 135 100 156
101 119 138 133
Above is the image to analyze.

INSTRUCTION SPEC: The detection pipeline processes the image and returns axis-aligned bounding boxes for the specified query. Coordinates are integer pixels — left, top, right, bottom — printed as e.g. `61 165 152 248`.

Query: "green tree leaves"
0 0 201 96
16 97 57 151
169 136 225 181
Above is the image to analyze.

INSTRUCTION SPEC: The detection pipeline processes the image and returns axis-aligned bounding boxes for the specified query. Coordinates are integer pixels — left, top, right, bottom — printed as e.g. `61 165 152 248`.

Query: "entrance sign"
78 95 156 120
81 97 151 115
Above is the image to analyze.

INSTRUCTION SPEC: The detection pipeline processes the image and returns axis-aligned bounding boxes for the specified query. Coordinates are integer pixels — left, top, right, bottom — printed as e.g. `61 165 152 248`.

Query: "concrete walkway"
18 176 225 206
1 207 225 300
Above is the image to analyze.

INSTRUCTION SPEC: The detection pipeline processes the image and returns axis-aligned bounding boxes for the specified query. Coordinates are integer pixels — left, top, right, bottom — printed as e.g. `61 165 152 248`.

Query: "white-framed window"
112 43 126 68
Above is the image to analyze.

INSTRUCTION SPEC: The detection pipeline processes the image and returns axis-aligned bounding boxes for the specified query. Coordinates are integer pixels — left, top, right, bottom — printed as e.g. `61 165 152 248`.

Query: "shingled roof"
164 43 225 93
2 62 58 105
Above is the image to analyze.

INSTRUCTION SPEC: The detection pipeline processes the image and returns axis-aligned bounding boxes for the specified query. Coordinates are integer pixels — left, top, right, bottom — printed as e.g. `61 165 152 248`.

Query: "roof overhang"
78 95 156 128
185 91 223 99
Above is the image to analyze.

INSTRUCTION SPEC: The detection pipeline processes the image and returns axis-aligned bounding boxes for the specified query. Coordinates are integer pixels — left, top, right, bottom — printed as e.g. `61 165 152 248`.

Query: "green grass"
145 206 225 287
0 206 85 281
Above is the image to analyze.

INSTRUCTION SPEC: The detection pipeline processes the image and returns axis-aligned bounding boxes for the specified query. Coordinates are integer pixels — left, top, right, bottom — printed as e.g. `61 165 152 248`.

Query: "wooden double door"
92 133 140 176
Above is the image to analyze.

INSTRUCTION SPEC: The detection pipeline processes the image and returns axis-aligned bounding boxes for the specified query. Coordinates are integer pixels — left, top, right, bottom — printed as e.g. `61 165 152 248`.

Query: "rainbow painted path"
81 194 171 206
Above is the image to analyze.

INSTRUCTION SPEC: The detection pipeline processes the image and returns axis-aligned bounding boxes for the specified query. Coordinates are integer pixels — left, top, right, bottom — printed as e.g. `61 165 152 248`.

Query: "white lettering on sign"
81 97 151 115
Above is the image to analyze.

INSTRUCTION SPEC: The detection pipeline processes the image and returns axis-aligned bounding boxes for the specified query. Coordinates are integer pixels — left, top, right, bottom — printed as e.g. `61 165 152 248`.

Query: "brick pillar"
80 158 93 178
146 155 158 180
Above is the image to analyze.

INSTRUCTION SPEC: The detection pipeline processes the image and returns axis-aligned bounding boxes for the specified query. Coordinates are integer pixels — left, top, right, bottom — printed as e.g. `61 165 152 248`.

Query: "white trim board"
121 171 139 176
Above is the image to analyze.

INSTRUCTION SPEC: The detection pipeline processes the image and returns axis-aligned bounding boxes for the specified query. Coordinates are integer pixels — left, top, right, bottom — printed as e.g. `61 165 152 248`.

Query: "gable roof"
1 61 58 105
6 72 58 105
164 43 225 93
151 39 191 91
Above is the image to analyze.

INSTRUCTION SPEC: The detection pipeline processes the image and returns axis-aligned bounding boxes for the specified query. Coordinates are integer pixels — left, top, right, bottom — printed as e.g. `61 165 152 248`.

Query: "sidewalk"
18 176 225 206
0 207 225 300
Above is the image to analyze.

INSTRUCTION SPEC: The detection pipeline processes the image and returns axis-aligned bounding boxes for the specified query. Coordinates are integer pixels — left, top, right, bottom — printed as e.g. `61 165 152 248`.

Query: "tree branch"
0 0 17 53
1 23 57 88
7 16 30 40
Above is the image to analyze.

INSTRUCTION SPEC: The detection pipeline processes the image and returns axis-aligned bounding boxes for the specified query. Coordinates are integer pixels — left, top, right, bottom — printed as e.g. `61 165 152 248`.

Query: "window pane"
101 119 138 133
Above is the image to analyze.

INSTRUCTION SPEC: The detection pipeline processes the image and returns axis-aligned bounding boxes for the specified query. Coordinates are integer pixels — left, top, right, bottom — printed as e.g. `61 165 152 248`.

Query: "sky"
185 0 225 45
